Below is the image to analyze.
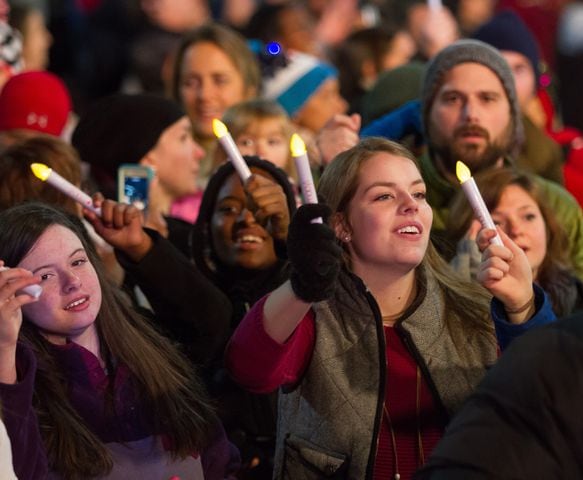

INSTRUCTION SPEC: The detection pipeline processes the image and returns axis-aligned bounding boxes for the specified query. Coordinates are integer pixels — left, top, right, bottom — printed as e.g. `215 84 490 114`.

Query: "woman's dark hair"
0 203 217 478
0 135 82 214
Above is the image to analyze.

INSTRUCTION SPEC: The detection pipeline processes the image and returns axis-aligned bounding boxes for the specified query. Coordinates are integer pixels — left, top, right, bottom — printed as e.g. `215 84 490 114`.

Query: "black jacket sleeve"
116 228 232 365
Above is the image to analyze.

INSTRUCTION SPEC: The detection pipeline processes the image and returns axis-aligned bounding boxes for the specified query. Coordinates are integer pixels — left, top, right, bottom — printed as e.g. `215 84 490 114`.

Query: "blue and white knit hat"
262 50 337 117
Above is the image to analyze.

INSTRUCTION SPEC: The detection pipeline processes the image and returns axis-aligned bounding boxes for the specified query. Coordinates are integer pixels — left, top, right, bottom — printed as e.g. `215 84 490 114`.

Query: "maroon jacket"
2 342 239 479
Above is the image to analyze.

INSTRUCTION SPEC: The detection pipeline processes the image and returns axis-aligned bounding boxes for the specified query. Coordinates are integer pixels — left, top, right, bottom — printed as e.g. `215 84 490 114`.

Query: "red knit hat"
0 71 72 136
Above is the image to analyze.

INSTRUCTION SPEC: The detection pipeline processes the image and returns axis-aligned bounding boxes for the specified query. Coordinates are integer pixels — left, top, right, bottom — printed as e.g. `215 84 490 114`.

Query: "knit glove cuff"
287 203 342 303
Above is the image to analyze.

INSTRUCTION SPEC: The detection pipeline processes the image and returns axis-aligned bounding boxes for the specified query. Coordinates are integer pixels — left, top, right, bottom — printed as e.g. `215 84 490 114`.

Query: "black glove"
287 203 343 302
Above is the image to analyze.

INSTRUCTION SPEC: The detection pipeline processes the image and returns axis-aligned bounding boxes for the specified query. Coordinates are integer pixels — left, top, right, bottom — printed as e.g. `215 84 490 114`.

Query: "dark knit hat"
472 10 541 81
361 61 426 126
421 39 524 152
72 94 185 184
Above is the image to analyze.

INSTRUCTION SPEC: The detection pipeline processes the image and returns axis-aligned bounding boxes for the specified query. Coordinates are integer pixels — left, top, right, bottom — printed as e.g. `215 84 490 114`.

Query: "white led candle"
290 133 322 224
31 163 102 216
213 119 252 182
428 0 442 10
0 267 42 298
456 161 503 246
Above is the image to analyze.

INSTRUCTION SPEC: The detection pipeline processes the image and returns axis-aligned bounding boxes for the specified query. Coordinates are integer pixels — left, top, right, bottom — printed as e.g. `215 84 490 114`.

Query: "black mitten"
287 203 343 302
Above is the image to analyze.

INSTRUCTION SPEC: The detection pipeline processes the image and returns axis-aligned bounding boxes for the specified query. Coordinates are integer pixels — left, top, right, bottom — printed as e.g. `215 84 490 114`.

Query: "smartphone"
117 164 154 212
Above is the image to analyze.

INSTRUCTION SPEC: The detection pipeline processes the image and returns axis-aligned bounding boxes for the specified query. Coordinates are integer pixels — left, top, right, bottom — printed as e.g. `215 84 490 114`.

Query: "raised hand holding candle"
31 163 102 216
0 267 42 299
213 119 252 182
290 133 322 224
456 161 503 246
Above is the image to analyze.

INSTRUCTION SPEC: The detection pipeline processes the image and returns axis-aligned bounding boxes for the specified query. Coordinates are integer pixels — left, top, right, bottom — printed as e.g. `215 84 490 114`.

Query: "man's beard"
429 122 513 177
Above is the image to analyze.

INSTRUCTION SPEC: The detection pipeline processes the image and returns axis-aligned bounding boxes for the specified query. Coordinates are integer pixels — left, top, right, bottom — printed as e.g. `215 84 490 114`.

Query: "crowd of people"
0 0 582 479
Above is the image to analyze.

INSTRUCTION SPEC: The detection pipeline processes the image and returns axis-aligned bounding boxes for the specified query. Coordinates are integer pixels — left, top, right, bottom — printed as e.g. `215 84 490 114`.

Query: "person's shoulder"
552 311 583 342
499 315 583 376
533 174 579 207
532 173 583 229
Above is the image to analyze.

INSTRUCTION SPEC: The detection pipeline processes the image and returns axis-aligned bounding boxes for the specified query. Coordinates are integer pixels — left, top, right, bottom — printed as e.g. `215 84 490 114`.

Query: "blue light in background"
266 42 281 56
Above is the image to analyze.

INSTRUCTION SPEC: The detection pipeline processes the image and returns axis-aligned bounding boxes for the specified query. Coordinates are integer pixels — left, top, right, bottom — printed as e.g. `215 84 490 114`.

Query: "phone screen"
118 165 152 211
122 175 149 211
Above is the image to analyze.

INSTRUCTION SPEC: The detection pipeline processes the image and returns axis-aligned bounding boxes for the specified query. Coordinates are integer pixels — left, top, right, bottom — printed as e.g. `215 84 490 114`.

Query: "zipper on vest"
395 325 449 422
362 287 388 480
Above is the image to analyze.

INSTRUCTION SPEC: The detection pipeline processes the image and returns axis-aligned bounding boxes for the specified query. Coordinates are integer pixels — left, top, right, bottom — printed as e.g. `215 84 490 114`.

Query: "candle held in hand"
290 133 322 224
0 267 42 299
212 119 252 182
30 163 102 216
455 161 503 246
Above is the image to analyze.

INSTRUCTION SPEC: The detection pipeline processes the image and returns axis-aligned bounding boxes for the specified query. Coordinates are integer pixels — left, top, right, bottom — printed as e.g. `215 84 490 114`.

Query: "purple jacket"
2 342 240 480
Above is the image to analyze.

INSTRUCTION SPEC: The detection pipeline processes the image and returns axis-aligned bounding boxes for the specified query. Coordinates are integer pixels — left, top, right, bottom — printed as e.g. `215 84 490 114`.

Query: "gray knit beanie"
421 39 524 153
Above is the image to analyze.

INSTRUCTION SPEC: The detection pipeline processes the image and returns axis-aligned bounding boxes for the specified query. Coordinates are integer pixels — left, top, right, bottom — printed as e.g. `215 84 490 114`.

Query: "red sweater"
225 296 444 480
375 327 444 479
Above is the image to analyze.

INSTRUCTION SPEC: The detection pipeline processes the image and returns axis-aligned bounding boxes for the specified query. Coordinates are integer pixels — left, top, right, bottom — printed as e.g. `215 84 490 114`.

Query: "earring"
344 234 351 242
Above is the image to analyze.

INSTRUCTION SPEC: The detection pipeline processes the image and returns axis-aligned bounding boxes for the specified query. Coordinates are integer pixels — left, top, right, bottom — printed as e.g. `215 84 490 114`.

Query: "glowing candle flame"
455 161 471 183
31 162 51 181
212 118 228 138
290 133 307 156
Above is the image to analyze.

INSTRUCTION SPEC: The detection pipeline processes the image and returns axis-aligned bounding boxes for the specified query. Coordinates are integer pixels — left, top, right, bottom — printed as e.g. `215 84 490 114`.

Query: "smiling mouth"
64 297 88 310
235 235 264 246
397 225 421 234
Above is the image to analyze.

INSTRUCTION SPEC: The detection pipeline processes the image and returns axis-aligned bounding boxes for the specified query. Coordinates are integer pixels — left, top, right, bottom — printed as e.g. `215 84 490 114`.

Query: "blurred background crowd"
3 1 583 479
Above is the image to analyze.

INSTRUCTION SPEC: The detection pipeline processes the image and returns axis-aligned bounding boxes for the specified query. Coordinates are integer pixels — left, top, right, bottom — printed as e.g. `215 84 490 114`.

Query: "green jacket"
419 152 583 279
518 114 564 185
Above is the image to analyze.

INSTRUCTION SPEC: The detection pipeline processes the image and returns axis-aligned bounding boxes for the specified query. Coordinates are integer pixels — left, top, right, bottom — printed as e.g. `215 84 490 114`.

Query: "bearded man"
419 40 583 277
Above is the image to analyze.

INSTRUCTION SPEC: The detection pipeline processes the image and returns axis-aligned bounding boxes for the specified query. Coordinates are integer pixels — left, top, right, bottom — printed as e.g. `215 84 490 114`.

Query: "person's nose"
197 78 213 102
191 138 205 161
336 95 349 115
236 206 257 225
399 193 419 214
255 141 268 160
462 97 480 123
62 270 81 294
506 217 523 239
